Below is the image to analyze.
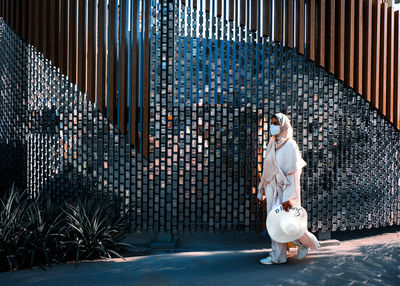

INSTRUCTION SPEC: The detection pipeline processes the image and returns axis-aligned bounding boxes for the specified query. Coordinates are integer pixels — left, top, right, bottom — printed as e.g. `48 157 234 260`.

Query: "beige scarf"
258 113 305 192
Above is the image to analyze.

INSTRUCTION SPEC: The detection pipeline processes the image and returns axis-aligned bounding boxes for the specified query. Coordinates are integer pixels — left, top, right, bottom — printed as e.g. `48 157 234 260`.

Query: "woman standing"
257 113 309 265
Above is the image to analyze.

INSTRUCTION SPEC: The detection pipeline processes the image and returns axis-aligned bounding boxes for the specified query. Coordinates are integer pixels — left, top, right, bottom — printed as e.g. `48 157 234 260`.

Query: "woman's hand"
282 201 292 212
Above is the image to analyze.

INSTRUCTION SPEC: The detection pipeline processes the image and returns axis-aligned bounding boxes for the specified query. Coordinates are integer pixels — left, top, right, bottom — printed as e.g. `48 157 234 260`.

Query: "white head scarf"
258 113 306 192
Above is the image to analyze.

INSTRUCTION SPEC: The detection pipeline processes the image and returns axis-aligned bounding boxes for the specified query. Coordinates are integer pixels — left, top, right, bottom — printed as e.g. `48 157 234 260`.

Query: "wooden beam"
285 0 294 48
108 0 117 123
316 0 325 67
60 0 68 76
131 0 138 146
379 3 388 116
87 0 96 102
97 0 106 113
77 0 86 92
206 0 210 13
325 0 334 73
354 0 363 95
306 0 315 60
362 0 372 102
263 0 270 37
251 0 257 31
67 0 76 83
240 0 245 27
295 0 305 54
371 0 381 109
119 0 128 133
334 0 345 81
274 0 282 42
387 6 395 122
39 0 47 54
229 0 234 21
218 0 222 17
344 0 355 88
143 0 150 157
393 11 400 129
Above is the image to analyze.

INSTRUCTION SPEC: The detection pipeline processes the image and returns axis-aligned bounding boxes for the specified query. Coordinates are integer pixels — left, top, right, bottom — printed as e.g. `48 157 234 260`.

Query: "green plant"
1 185 131 272
61 198 130 266
0 185 29 271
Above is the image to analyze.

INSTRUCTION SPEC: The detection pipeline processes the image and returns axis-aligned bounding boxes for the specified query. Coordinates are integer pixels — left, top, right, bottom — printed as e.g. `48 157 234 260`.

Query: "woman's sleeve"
282 171 300 202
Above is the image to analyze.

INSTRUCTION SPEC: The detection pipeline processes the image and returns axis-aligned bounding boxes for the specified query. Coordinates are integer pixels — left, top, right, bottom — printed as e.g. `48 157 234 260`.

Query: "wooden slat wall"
1 0 400 147
0 0 143 149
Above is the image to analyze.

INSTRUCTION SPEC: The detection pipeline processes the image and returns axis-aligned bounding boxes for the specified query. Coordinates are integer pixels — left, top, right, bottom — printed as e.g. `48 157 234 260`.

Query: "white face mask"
270 124 281 136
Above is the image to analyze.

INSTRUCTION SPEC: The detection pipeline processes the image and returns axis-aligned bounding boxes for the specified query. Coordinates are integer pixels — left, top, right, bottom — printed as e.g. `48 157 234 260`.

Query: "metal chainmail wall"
0 0 399 235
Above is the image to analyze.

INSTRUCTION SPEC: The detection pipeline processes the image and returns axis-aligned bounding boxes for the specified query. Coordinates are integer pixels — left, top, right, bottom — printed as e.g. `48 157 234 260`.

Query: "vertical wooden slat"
27 0 32 45
325 0 334 73
87 0 96 103
97 0 106 113
10 0 14 30
32 0 40 48
60 0 68 75
306 0 315 60
296 0 305 54
119 0 128 133
206 0 210 13
108 0 117 123
193 0 197 9
53 0 60 68
316 0 325 67
387 7 395 121
344 0 355 88
46 0 55 63
229 0 234 21
20 0 26 40
131 0 138 146
334 0 344 81
218 0 222 17
354 0 363 95
240 0 245 26
263 0 270 37
379 3 388 115
274 0 282 42
251 0 257 31
39 0 47 54
371 0 381 109
393 11 400 129
77 0 86 92
362 0 372 102
285 0 293 48
142 0 150 157
15 0 20 35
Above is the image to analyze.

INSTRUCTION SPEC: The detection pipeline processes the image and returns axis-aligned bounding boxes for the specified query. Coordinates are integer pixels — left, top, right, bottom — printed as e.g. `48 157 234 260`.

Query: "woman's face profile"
271 117 280 126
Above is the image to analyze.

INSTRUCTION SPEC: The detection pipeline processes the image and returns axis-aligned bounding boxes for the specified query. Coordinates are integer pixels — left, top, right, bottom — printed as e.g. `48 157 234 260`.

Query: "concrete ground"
0 230 399 286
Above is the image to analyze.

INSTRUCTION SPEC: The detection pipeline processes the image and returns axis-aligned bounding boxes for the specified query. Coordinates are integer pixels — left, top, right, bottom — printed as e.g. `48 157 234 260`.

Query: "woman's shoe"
259 256 286 265
296 246 308 260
